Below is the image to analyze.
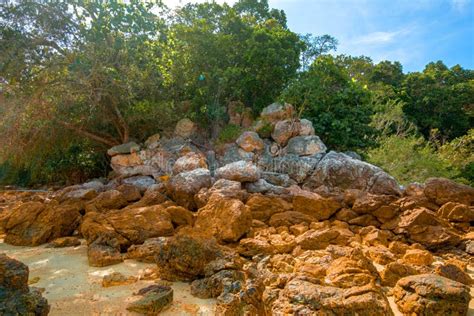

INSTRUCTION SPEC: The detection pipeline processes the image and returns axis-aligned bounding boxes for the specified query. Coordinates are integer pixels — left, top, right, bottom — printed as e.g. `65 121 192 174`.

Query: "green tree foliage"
401 61 474 142
282 55 376 151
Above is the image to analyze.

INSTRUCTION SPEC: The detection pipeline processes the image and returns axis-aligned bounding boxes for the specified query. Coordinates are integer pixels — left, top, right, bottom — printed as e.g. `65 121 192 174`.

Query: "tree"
300 34 338 71
401 61 474 142
282 55 376 151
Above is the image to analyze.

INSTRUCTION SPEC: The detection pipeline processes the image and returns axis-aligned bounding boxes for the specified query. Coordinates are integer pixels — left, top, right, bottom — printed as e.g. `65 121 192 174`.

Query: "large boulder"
85 190 128 213
284 135 327 156
172 152 207 175
437 202 474 222
166 168 212 210
292 190 341 220
271 278 393 315
424 177 474 206
4 201 82 246
215 161 261 182
0 254 50 315
393 274 471 316
121 176 156 193
260 102 294 123
194 195 252 243
236 131 264 152
258 154 320 184
80 205 174 251
174 118 196 138
245 194 292 222
271 120 300 146
304 151 401 195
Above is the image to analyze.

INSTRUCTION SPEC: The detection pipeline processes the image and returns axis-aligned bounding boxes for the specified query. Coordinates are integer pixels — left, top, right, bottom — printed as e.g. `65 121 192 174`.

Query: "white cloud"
352 28 413 46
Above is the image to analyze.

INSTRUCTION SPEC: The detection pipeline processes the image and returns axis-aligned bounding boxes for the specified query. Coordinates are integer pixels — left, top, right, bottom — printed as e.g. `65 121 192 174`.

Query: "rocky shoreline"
1 103 473 315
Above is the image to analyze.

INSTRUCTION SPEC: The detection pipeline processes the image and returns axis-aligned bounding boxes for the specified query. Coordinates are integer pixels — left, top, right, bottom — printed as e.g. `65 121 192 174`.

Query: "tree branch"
57 121 120 147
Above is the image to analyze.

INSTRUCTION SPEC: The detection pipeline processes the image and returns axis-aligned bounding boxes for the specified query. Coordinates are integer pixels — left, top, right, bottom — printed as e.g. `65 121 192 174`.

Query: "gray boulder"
166 168 212 210
215 161 261 182
303 151 401 195
284 135 327 156
258 154 321 184
122 176 156 193
107 142 140 157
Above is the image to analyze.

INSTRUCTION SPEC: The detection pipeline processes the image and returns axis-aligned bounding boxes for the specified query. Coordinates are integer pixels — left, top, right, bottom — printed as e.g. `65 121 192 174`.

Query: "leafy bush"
366 135 457 185
216 124 242 145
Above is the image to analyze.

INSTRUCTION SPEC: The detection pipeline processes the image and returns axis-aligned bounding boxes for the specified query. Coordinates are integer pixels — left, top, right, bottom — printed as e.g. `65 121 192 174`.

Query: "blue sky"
164 0 474 72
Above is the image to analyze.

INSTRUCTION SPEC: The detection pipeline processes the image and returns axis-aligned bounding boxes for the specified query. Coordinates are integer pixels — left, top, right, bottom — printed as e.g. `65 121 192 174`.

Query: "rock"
261 172 295 187
260 102 294 123
258 154 319 183
435 263 473 285
366 246 396 265
164 205 194 227
215 161 261 182
107 142 140 157
126 237 166 263
393 208 462 249
174 118 196 138
61 188 98 201
352 193 397 214
110 152 155 177
102 272 137 287
269 211 314 227
127 285 173 314
380 262 419 287
284 135 326 156
144 133 161 149
304 151 401 195
85 190 128 213
166 168 211 210
0 254 50 316
4 202 82 246
271 119 299 146
172 152 207 174
326 252 379 288
245 179 287 195
236 131 264 152
126 184 168 209
87 242 123 267
122 176 156 193
190 269 244 299
402 249 434 266
295 228 341 250
219 143 254 165
271 278 393 315
81 205 174 250
195 179 247 207
155 232 240 281
299 119 315 136
47 236 81 248
437 202 474 222
393 274 471 316
424 177 474 205
335 208 359 222
195 195 252 243
246 194 292 222
292 191 341 220
116 184 142 202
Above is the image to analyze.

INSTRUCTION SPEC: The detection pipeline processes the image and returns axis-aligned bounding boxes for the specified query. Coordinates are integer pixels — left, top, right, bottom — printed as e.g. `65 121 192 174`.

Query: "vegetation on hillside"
0 0 472 186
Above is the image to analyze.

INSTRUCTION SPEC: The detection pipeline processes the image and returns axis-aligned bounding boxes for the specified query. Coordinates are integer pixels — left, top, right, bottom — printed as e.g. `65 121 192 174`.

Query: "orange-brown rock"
292 191 341 220
402 249 434 266
435 263 473 285
164 205 194 227
366 246 396 265
116 184 142 202
326 253 379 288
194 195 252 243
102 272 137 287
437 202 474 222
380 261 419 287
393 274 471 316
85 190 128 213
295 228 341 250
172 152 208 174
246 194 292 222
268 211 314 227
4 201 82 246
424 177 474 205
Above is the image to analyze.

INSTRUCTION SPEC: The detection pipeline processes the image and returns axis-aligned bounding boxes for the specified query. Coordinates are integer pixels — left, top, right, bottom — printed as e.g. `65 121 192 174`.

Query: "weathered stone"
236 131 264 152
260 102 294 123
271 278 393 315
261 172 295 187
122 176 156 193
402 249 434 266
304 151 401 195
437 202 474 222
424 177 474 205
435 263 473 285
218 143 254 165
393 274 471 316
47 236 81 248
116 184 142 202
107 142 140 157
380 261 419 287
195 195 252 243
295 228 341 250
127 285 173 314
102 272 137 287
166 168 211 210
245 179 287 195
299 119 315 136
258 154 319 183
326 253 378 288
164 205 194 227
215 161 261 182
284 135 327 156
190 269 245 299
144 133 161 149
126 237 167 263
87 242 123 267
271 119 300 146
85 190 128 213
246 194 292 222
172 152 207 175
268 211 314 227
366 246 396 265
4 202 82 246
292 191 341 220
0 254 50 316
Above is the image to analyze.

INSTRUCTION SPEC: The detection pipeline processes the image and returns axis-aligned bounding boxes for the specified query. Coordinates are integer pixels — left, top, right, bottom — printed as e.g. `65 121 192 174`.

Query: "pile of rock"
0 102 473 315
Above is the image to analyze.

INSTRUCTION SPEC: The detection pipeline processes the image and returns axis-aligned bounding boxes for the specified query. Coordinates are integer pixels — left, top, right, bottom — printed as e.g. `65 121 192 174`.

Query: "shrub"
216 124 242 145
